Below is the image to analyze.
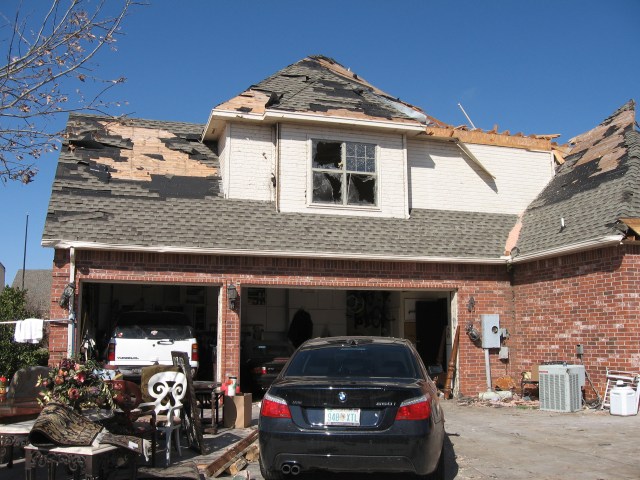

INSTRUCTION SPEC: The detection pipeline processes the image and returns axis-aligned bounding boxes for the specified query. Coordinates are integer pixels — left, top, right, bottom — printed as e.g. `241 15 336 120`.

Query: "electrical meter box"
481 314 501 349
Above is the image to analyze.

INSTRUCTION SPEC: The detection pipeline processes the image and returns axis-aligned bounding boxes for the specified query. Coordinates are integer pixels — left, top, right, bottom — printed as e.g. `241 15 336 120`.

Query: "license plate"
324 408 361 426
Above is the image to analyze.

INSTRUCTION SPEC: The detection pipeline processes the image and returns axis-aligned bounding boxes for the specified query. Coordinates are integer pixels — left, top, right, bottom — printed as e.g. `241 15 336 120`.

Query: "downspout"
67 247 76 357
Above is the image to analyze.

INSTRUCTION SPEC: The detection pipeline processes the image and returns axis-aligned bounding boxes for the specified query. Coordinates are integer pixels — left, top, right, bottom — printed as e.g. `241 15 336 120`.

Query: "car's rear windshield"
114 324 194 340
284 343 421 379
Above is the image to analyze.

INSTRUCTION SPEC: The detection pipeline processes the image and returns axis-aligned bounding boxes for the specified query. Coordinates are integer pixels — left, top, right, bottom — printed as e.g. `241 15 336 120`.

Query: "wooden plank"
244 443 260 462
226 457 248 476
203 429 259 477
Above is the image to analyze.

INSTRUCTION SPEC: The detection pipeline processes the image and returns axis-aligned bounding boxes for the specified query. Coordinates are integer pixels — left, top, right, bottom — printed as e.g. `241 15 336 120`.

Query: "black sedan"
258 336 445 479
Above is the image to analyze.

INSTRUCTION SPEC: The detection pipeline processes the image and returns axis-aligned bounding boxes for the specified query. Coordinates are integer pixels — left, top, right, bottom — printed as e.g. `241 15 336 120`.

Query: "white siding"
227 123 275 201
278 124 408 218
408 139 554 215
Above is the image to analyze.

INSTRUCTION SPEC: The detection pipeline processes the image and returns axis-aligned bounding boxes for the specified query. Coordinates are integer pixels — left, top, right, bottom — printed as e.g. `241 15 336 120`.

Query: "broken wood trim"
203 429 259 477
453 140 496 179
425 126 553 151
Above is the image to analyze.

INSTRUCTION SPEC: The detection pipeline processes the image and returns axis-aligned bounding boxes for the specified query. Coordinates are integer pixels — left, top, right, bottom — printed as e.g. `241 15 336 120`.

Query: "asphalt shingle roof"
43 114 516 261
516 101 639 256
226 55 446 127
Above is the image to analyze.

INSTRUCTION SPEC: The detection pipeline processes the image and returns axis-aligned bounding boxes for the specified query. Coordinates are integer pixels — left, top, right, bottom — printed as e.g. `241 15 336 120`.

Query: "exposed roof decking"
44 115 517 262
514 101 639 259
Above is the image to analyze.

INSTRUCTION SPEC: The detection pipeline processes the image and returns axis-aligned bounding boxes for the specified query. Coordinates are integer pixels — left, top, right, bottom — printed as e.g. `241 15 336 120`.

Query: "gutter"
41 239 509 265
205 109 427 135
42 235 627 270
509 235 625 264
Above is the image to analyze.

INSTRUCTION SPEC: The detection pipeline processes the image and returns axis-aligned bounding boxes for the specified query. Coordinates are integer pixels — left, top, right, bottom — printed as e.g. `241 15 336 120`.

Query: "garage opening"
79 282 219 380
239 287 453 393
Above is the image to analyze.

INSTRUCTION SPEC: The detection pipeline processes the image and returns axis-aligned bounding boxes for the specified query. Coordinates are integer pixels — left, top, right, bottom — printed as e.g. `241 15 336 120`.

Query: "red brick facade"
511 244 640 399
47 244 640 397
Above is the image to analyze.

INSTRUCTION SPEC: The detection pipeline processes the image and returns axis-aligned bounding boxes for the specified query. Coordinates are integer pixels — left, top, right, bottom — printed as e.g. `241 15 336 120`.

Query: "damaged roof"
514 100 640 258
208 55 447 129
44 113 516 262
206 55 554 151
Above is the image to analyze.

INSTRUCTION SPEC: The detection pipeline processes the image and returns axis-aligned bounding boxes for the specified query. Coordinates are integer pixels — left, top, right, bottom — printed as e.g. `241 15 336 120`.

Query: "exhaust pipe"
280 463 301 475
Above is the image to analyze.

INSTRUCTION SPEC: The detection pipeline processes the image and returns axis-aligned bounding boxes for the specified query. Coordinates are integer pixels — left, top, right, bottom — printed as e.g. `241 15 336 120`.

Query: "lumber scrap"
244 443 260 462
203 429 259 477
443 325 461 399
226 457 248 476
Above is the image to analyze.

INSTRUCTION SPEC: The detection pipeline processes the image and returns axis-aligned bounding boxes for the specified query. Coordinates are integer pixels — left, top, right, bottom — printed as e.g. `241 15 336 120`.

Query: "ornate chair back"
139 370 187 467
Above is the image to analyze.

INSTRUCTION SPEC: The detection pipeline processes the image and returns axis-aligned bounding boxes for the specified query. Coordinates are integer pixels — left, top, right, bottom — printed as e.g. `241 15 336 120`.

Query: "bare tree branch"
0 0 143 184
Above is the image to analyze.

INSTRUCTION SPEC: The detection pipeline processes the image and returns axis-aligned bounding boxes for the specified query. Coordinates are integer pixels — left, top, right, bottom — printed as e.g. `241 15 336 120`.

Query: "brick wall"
48 248 514 394
47 249 72 365
46 244 640 398
511 244 640 399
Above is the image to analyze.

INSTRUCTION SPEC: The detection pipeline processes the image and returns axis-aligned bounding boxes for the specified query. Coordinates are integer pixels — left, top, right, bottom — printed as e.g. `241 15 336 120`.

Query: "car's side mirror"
427 365 443 378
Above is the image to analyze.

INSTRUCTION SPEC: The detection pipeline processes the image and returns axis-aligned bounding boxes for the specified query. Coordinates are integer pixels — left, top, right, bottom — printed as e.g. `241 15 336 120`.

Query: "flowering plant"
37 358 115 411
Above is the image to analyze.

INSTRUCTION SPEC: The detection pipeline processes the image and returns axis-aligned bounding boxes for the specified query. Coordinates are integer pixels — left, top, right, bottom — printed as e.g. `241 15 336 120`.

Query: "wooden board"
203 429 259 477
171 351 205 454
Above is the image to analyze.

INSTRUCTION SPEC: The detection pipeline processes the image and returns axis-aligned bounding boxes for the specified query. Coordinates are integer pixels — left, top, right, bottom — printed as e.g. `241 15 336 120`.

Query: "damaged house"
42 55 640 397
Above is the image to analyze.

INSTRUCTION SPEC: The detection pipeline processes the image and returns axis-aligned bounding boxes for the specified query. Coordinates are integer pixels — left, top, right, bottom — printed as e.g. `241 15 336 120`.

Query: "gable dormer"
203 55 556 220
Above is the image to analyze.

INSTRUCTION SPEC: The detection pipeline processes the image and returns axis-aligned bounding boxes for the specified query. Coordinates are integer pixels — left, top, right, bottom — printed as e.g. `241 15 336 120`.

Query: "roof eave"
202 108 427 141
509 235 625 264
41 239 508 265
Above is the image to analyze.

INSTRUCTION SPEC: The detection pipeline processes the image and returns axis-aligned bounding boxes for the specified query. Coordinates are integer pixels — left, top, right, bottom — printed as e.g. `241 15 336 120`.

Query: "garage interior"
79 282 454 387
79 282 220 380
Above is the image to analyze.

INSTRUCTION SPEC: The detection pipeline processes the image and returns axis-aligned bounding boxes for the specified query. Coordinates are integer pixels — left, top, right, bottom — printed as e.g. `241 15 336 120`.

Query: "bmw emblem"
338 391 347 403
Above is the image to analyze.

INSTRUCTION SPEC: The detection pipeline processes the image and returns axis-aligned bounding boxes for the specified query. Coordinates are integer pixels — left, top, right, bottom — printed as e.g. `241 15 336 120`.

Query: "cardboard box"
223 393 252 428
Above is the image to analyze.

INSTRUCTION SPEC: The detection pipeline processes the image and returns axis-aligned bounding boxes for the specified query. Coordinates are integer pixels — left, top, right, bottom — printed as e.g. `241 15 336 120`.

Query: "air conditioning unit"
539 364 584 412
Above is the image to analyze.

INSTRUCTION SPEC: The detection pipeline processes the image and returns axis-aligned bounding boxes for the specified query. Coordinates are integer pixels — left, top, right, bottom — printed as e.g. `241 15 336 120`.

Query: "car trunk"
272 378 423 431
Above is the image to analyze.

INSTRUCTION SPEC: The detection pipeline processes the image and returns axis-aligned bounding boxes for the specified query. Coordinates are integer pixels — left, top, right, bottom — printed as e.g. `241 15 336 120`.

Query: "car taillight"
107 343 115 362
395 395 431 421
191 343 199 362
260 393 291 419
253 366 267 375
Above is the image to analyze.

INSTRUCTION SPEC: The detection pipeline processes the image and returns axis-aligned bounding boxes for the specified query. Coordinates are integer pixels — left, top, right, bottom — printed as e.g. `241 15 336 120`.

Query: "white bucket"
610 381 638 416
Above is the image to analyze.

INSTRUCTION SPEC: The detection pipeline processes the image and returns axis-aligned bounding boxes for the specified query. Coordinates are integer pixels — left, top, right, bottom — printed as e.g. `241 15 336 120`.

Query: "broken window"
312 140 377 206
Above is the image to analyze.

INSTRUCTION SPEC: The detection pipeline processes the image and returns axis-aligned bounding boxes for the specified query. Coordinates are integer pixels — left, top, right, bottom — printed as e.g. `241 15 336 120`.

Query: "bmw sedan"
258 336 445 479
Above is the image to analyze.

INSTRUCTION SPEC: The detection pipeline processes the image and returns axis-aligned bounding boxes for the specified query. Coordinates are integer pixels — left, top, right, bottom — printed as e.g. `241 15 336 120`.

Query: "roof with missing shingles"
43 113 516 261
515 101 639 256
42 59 639 264
213 55 446 127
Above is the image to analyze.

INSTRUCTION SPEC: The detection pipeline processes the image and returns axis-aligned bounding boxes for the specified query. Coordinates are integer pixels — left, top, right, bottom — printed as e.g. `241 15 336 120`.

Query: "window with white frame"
311 140 377 206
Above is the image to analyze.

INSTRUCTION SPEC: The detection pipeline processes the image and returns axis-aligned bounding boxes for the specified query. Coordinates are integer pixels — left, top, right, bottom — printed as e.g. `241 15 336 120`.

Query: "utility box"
223 393 253 428
480 314 501 349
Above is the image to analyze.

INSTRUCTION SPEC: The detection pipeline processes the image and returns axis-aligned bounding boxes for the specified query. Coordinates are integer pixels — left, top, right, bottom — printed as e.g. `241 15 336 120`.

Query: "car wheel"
259 455 283 480
424 446 445 480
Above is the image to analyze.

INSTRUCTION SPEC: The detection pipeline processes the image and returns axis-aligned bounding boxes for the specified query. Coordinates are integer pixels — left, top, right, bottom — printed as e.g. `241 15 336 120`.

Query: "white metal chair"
137 370 187 467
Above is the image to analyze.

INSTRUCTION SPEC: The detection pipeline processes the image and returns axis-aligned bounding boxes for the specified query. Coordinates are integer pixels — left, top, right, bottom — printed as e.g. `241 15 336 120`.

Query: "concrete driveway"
2 399 638 479
224 399 640 479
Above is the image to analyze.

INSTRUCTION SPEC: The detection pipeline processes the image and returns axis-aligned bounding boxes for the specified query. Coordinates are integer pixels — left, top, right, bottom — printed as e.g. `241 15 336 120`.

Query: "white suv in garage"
105 311 199 379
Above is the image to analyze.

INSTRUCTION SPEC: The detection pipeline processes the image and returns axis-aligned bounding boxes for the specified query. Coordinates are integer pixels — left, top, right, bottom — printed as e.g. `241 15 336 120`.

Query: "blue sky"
1 0 639 286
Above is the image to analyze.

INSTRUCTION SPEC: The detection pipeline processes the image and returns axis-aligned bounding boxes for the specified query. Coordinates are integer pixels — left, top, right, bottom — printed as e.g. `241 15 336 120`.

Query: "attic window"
311 140 377 206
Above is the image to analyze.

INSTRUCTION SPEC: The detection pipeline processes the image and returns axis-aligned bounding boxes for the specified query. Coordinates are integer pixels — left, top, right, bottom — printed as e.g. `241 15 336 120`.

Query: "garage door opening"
79 282 219 380
238 287 453 394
